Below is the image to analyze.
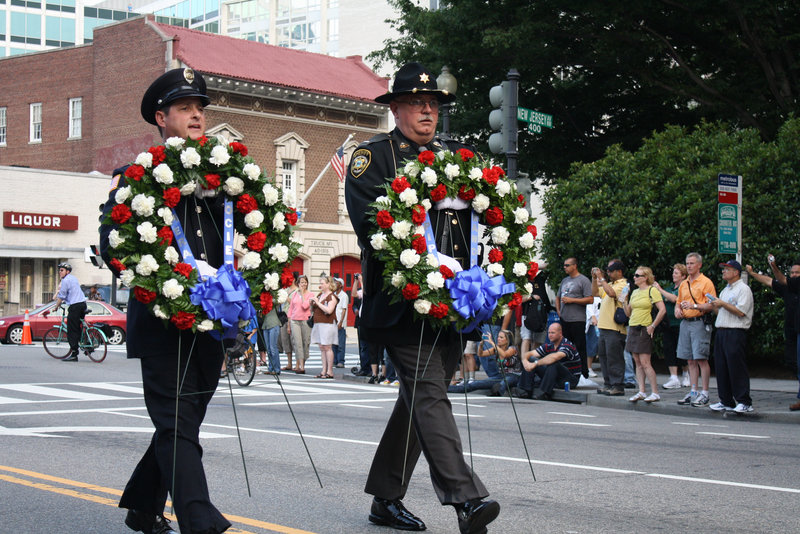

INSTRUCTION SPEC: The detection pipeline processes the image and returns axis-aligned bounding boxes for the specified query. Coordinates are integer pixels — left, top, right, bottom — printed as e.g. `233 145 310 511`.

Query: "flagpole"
298 133 354 210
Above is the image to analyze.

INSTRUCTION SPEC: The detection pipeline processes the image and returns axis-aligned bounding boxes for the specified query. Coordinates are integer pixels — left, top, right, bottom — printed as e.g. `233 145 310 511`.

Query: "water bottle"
564 381 570 392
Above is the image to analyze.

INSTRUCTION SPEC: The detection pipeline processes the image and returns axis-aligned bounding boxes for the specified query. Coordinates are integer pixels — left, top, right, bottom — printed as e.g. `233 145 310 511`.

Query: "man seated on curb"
513 323 581 400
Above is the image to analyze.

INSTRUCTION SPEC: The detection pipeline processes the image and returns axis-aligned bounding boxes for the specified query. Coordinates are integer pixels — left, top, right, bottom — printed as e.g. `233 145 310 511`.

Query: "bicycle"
223 331 257 387
42 307 108 363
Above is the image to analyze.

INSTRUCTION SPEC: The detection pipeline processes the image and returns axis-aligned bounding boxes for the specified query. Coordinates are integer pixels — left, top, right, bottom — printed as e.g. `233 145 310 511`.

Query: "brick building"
0 15 389 321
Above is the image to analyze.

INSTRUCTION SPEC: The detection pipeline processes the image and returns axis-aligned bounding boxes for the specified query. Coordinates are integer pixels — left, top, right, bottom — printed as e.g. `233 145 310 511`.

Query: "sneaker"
663 376 681 389
643 393 661 403
390 380 399 386
628 392 646 402
335 363 345 368
691 392 709 406
381 379 392 385
709 402 734 412
606 387 624 396
733 403 754 413
678 391 697 405
681 372 691 387
587 369 598 378
368 375 379 384
597 387 611 395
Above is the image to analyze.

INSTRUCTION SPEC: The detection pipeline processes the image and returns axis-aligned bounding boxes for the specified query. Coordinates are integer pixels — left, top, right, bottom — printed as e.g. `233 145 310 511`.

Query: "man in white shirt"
333 277 349 368
709 260 755 413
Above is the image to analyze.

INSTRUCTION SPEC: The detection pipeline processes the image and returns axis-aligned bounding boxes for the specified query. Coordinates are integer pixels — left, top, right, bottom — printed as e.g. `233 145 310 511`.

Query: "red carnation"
402 283 420 300
246 232 267 252
148 145 166 166
418 150 435 165
391 176 411 194
430 184 447 202
110 258 126 272
173 263 193 278
236 194 258 214
171 311 196 330
229 142 248 156
157 226 173 246
285 208 298 226
203 173 220 189
280 265 295 288
527 224 538 239
376 210 394 229
488 248 504 263
162 187 180 208
527 261 540 281
134 286 157 304
429 302 449 319
456 148 474 161
457 185 476 201
482 166 505 185
486 207 504 226
111 204 132 224
260 291 274 313
508 292 522 309
124 165 145 181
439 265 455 279
198 135 209 146
411 235 427 254
411 204 427 226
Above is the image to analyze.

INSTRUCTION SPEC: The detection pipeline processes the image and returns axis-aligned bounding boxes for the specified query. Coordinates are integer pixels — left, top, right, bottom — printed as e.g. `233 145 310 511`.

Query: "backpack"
524 298 548 332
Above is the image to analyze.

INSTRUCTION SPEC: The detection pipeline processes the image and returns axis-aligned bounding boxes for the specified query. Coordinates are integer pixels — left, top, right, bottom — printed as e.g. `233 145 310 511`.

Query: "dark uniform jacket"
99 167 226 359
345 128 479 345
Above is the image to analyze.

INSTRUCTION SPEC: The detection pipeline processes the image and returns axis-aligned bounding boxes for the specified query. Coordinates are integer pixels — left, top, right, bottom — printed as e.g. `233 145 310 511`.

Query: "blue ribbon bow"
190 263 256 340
446 265 516 333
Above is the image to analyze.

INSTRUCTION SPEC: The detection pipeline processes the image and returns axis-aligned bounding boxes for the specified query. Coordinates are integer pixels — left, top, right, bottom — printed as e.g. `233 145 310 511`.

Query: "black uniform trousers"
364 338 488 505
713 328 752 406
67 301 87 352
118 332 231 534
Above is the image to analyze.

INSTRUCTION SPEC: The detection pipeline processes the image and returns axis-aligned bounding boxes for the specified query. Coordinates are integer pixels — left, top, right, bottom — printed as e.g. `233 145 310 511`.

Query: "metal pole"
506 68 520 182
441 103 451 137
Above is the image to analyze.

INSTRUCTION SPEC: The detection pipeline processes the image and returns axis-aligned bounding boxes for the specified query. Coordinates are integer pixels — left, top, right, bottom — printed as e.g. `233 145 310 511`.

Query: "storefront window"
19 259 33 309
41 260 56 303
0 258 9 314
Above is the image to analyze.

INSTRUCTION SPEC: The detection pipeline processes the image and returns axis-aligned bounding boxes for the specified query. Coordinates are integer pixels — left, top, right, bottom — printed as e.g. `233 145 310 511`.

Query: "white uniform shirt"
714 278 754 330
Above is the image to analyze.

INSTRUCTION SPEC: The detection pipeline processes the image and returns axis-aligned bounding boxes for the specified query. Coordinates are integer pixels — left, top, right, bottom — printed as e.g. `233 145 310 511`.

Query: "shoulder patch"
109 174 121 192
350 148 372 179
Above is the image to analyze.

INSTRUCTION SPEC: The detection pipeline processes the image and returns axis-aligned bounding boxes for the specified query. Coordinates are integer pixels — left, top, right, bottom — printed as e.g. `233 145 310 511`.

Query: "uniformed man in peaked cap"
100 68 230 534
345 62 500 534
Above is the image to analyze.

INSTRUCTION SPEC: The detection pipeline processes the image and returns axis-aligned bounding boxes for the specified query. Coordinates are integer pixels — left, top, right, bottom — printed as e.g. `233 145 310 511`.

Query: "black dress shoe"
124 509 177 534
63 352 78 362
455 499 500 534
369 497 426 531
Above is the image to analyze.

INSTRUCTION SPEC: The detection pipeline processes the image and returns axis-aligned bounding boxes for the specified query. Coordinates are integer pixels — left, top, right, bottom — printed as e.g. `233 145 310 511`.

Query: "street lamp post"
436 66 457 137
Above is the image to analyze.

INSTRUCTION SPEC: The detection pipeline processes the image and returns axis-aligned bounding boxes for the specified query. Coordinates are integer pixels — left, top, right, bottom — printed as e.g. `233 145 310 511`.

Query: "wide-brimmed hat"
141 67 211 125
375 62 456 104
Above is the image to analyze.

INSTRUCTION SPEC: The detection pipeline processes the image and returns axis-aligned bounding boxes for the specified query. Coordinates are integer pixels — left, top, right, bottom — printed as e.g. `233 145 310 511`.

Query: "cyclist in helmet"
54 262 87 361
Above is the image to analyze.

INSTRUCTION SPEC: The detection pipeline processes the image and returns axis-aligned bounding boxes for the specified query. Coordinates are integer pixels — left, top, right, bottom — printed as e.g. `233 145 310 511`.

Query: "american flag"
331 146 346 182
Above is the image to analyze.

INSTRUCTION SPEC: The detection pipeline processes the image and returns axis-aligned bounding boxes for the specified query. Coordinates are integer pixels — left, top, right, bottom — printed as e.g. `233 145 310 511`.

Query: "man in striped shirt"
513 322 581 400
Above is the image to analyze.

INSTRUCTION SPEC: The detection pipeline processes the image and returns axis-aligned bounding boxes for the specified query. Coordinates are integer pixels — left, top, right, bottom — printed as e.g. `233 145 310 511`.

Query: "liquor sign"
3 211 79 231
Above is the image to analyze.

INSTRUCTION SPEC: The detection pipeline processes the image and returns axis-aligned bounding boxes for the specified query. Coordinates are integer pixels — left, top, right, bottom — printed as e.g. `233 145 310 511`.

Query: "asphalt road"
1 343 798 534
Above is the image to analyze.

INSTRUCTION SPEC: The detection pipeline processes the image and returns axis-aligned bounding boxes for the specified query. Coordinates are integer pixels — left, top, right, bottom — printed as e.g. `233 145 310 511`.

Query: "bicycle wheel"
232 346 257 387
84 327 108 363
43 327 72 359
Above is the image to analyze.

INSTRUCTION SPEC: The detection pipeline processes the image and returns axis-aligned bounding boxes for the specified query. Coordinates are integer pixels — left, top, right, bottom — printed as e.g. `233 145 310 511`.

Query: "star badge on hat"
419 73 430 83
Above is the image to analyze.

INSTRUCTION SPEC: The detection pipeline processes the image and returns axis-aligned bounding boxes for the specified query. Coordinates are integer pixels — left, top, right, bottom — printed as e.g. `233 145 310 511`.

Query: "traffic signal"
488 79 518 155
88 244 104 268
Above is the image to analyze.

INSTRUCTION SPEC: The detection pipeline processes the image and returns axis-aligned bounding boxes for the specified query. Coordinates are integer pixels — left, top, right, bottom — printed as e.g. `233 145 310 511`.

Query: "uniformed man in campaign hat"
345 62 500 534
100 67 231 534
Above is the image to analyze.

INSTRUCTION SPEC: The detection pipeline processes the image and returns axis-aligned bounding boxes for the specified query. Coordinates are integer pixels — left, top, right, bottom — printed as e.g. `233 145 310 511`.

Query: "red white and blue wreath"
103 135 301 337
367 148 540 332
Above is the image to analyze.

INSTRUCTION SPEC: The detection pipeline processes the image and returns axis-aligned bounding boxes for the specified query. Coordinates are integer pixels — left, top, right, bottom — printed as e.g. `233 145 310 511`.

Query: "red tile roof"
153 22 389 104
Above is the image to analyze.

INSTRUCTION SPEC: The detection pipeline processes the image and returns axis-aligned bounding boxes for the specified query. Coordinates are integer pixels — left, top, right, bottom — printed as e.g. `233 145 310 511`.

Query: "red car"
0 301 127 345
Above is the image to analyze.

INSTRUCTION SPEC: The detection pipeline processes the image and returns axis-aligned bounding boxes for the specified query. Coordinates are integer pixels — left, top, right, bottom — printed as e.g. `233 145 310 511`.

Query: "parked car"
0 301 127 345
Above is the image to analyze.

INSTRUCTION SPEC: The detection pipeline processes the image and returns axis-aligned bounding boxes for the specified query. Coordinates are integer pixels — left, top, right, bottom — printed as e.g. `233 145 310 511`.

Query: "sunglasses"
398 98 440 111
633 273 645 278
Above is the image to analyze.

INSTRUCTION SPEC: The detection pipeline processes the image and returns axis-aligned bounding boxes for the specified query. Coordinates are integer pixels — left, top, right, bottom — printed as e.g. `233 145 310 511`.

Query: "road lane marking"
0 425 234 439
672 422 728 427
548 421 610 427
696 431 770 439
453 413 484 418
339 403 383 409
0 384 123 401
547 412 597 418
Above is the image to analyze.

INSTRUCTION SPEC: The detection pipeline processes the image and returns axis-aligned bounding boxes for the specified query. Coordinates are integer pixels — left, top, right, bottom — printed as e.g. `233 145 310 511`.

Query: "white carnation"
119 270 135 287
487 263 505 277
272 212 286 231
268 243 289 263
277 289 289 304
436 150 447 160
391 220 413 240
164 246 180 265
472 194 490 213
404 161 420 178
131 194 155 217
425 254 440 268
153 305 169 319
519 232 535 249
492 226 510 245
180 181 196 196
243 163 261 181
400 249 420 269
241 251 262 270
135 254 159 276
209 145 230 166
220 176 243 196
244 210 264 229
152 163 174 185
282 190 296 207
108 229 125 248
158 207 174 226
197 319 214 332
399 188 418 207
162 278 184 299
495 179 511 197
262 184 279 206
134 152 153 168
414 299 432 315
165 137 185 149
180 147 201 169
426 271 445 290
513 207 530 224
421 167 438 187
391 272 405 288
469 167 483 181
421 198 432 211
263 272 280 290
136 221 158 244
375 195 391 206
444 163 460 179
115 186 131 204
513 262 528 277
414 226 425 236
370 232 388 250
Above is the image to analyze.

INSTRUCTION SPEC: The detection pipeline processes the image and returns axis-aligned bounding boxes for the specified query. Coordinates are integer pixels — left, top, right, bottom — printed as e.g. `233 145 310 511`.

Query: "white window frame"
68 97 82 139
29 102 42 143
281 160 296 198
0 107 7 146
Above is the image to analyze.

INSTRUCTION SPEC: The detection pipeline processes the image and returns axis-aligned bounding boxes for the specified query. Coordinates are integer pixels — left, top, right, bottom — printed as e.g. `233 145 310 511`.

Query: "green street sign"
718 204 738 254
517 107 553 128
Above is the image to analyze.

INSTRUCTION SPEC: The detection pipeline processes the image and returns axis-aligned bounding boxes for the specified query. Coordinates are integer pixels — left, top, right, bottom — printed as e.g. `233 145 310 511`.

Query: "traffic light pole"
505 68 519 182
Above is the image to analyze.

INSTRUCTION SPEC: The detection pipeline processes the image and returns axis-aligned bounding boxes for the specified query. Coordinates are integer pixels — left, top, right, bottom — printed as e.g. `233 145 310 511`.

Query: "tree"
371 0 800 182
540 118 800 361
